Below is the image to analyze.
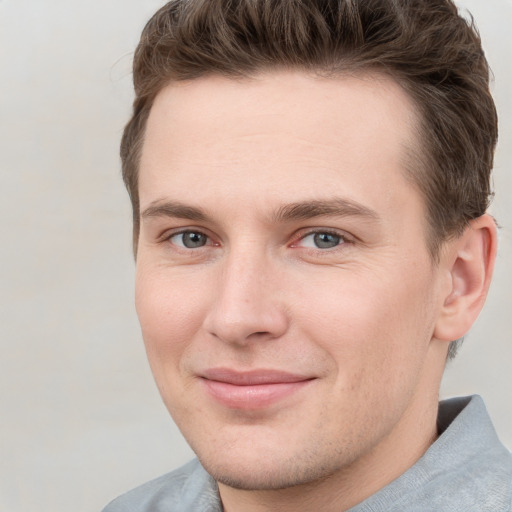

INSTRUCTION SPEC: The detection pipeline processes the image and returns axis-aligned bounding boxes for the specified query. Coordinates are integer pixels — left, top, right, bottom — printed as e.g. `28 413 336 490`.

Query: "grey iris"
314 233 341 249
182 232 207 248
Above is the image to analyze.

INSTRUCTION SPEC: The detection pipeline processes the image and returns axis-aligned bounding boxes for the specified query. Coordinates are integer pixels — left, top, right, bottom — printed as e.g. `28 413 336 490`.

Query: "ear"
434 214 498 342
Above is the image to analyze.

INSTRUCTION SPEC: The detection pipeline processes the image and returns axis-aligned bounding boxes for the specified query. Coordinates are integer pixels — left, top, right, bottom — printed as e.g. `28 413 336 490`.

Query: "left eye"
170 231 209 249
299 232 344 249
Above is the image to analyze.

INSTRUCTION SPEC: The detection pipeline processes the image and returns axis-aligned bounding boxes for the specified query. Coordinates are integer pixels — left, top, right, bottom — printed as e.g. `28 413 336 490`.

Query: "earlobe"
434 214 498 342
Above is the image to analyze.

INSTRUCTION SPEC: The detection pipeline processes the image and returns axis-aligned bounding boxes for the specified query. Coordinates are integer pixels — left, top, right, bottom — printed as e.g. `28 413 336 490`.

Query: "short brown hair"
121 0 498 356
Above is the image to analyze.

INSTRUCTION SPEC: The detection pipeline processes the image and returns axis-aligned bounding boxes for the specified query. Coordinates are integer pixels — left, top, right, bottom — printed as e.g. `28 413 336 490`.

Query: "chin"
195 442 350 492
204 462 327 491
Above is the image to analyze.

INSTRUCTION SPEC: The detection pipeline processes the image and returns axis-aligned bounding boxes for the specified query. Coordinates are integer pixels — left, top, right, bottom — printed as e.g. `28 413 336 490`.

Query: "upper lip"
200 368 314 386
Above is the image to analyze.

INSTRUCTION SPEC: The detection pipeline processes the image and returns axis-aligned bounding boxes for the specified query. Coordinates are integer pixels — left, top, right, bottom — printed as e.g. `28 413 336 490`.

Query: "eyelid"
159 227 219 247
289 227 354 248
156 225 355 249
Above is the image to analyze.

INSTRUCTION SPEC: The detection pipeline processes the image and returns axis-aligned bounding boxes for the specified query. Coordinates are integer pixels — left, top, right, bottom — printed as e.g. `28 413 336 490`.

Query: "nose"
203 248 289 346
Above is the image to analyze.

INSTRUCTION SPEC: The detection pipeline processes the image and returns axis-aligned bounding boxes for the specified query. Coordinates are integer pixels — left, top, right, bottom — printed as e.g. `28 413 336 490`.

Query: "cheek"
134 267 208 382
294 268 435 385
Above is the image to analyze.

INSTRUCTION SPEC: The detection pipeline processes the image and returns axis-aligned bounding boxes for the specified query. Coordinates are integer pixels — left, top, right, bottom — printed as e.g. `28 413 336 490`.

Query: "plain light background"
0 1 510 511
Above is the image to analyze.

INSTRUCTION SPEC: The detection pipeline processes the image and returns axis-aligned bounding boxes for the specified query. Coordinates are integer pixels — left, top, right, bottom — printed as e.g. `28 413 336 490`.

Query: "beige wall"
0 1 510 511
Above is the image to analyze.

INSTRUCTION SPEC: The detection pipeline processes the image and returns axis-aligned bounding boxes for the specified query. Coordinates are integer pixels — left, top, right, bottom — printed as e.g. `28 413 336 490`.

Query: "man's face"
135 72 449 490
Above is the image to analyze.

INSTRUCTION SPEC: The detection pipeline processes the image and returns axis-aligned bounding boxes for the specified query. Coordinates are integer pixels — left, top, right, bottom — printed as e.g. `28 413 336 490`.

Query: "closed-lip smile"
199 368 315 409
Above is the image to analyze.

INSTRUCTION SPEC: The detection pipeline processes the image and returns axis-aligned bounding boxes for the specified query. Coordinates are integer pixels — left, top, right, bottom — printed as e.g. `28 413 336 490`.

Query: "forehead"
139 71 421 222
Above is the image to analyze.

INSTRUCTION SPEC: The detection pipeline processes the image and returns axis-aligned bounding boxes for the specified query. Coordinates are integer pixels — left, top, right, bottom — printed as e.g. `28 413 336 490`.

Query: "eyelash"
162 227 353 252
164 229 217 250
290 229 352 251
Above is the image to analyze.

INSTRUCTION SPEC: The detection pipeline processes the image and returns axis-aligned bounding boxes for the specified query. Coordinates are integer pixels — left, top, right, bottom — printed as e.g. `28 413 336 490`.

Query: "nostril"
246 331 276 342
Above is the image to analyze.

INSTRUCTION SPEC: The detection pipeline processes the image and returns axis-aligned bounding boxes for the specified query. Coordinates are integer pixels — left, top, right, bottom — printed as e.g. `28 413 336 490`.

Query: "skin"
135 71 497 512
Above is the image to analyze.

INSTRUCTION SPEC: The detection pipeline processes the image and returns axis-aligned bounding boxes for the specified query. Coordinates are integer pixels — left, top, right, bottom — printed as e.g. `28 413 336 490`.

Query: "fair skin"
135 71 497 512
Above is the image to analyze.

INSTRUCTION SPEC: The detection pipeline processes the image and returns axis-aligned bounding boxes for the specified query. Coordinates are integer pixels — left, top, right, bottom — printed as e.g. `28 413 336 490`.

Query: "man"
103 0 512 510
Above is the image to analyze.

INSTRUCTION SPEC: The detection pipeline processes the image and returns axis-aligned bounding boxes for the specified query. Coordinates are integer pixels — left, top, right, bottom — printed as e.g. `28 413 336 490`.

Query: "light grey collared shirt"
102 395 512 511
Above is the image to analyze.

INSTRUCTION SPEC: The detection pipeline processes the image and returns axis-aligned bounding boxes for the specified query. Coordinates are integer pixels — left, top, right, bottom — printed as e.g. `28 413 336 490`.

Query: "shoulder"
412 395 512 512
350 395 512 512
101 459 221 512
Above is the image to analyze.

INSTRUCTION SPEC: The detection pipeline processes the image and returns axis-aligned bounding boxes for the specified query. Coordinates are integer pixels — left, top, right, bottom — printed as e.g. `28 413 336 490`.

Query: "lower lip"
202 379 313 409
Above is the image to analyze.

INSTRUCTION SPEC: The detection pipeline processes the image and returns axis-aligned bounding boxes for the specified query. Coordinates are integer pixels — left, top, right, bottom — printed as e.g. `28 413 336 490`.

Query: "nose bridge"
204 242 288 344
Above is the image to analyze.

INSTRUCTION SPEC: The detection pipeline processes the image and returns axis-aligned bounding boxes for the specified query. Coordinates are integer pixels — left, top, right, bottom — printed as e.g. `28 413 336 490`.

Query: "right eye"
169 231 210 249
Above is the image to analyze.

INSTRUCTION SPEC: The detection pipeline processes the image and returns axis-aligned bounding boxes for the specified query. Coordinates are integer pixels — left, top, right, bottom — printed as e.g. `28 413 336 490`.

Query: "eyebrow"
272 198 380 223
141 201 208 222
141 198 380 223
